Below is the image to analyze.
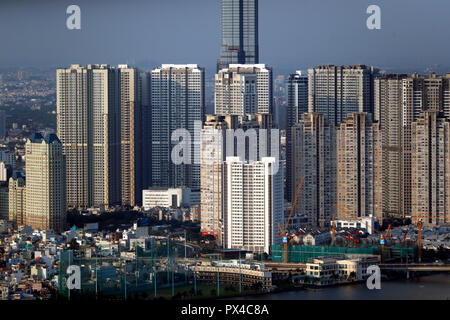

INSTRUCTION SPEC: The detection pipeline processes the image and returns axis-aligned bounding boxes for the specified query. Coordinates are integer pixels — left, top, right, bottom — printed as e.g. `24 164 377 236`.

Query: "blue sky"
1 0 450 74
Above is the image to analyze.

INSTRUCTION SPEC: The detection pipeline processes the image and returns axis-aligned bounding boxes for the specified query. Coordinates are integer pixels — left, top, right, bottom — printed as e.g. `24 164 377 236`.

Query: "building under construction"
271 245 417 263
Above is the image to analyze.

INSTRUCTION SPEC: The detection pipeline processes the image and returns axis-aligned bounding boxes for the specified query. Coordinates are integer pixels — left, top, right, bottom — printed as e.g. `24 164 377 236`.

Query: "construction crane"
331 203 368 244
409 216 447 263
287 229 306 245
325 218 337 245
374 224 392 263
330 219 336 245
329 204 362 247
340 234 359 248
333 204 394 262
333 203 374 232
402 229 409 246
277 177 304 263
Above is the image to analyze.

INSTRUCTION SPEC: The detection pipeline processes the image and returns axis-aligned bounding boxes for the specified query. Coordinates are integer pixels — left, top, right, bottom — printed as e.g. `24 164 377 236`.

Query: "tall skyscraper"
308 65 376 127
291 113 336 227
200 115 237 242
223 156 283 254
374 75 408 219
24 133 66 232
118 65 148 207
217 0 259 70
57 64 121 208
8 172 25 226
401 73 450 216
151 64 205 189
375 73 450 218
215 64 273 116
336 113 382 219
140 71 152 193
200 114 278 245
411 111 450 226
286 71 308 202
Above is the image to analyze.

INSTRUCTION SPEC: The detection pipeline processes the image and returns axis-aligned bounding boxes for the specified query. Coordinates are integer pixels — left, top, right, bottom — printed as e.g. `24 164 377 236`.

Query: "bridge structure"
379 263 450 272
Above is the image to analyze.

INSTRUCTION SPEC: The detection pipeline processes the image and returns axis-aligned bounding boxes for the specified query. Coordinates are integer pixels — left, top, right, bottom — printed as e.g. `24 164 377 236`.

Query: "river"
236 274 450 300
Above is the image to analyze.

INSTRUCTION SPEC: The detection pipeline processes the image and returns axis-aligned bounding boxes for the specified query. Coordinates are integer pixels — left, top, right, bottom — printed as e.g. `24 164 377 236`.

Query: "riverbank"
231 274 450 300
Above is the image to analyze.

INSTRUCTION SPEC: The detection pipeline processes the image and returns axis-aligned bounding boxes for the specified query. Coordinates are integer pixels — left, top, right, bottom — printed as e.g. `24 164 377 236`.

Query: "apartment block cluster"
286 68 450 231
1 0 450 263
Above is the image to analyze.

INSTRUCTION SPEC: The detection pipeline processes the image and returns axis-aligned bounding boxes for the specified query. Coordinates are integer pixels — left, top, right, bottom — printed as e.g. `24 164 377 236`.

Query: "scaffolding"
271 245 417 263
58 237 193 300
57 238 263 300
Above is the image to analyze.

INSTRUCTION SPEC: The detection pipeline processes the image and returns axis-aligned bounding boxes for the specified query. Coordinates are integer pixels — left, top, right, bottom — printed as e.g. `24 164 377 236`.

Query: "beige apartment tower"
411 111 450 226
374 75 408 219
336 113 382 219
200 115 238 242
57 64 121 208
118 65 147 206
215 64 273 116
308 65 376 127
24 133 66 232
291 113 336 227
8 172 26 226
375 73 450 218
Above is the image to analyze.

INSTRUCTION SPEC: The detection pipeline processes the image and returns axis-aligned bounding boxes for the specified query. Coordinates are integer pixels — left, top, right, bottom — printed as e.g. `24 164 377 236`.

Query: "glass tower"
218 0 259 71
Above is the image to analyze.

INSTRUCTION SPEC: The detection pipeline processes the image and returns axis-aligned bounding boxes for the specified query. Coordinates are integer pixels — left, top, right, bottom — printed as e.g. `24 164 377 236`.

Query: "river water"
237 274 450 300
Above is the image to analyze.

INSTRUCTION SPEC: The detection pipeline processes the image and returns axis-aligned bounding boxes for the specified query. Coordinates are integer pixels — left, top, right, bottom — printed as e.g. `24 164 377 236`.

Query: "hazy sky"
1 0 450 74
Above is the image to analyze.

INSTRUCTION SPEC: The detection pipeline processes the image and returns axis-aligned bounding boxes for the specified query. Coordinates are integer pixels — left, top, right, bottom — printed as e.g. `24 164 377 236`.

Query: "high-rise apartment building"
411 111 450 226
286 71 308 202
223 156 283 254
374 75 408 218
57 64 121 208
215 64 272 116
24 133 66 232
375 73 450 218
200 115 237 242
336 113 382 219
151 64 205 189
402 73 450 216
0 162 10 182
200 114 278 245
8 172 25 226
118 65 148 206
308 65 376 127
217 0 259 70
140 71 152 193
291 113 336 227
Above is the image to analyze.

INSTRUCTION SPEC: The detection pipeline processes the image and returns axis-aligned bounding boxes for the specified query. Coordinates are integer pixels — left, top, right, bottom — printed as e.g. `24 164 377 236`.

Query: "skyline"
0 0 450 304
1 0 450 74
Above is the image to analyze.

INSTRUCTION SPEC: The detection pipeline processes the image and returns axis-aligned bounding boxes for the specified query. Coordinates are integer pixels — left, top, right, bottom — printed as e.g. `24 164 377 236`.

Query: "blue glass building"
217 0 259 71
